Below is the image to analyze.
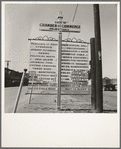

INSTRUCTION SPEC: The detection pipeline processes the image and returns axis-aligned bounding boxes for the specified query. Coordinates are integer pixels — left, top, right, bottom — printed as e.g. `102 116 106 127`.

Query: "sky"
3 2 118 78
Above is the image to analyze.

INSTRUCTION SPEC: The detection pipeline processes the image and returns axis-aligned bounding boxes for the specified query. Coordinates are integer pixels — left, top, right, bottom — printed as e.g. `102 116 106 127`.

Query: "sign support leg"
57 31 62 110
29 82 34 104
57 11 63 110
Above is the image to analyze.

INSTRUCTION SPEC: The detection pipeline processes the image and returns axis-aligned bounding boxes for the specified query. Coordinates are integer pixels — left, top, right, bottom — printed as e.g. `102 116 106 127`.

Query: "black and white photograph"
1 1 120 147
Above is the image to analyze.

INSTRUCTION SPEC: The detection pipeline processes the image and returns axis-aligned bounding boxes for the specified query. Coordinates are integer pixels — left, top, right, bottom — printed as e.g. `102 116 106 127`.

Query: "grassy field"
4 86 117 113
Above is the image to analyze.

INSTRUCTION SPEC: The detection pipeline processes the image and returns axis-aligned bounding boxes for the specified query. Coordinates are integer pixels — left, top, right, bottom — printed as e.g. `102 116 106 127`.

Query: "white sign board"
39 22 81 33
27 39 89 94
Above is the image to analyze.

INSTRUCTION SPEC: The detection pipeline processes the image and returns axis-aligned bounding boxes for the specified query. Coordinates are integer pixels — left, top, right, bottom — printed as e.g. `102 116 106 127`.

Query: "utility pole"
93 4 103 113
57 11 63 110
5 60 11 69
90 38 96 112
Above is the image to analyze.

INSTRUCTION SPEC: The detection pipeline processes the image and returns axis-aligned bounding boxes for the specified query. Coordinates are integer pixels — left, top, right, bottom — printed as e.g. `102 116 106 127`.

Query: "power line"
66 4 78 40
72 4 78 22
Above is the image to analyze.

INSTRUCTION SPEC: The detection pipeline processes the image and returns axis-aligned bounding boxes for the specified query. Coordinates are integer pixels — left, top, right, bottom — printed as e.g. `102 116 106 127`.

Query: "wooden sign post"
39 11 80 110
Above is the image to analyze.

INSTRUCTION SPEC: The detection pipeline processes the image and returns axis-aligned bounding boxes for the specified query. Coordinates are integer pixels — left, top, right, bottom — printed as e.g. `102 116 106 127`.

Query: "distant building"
102 77 117 91
5 68 29 87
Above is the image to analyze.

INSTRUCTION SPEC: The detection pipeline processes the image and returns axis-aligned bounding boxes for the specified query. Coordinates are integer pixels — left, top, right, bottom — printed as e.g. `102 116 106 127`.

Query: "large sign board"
27 37 89 94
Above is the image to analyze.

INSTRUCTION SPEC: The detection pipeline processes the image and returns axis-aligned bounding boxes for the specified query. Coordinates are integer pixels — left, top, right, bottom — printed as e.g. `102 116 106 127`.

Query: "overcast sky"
4 2 118 78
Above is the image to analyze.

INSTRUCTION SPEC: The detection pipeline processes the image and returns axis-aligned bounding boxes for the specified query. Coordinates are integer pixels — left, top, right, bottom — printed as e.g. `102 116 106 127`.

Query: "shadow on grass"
103 109 117 113
27 103 117 113
59 109 117 113
59 109 92 113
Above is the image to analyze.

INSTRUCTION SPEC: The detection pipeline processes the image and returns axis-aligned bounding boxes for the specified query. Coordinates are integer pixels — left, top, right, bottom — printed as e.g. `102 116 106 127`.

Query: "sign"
27 38 89 94
61 42 89 93
27 40 58 94
39 22 80 33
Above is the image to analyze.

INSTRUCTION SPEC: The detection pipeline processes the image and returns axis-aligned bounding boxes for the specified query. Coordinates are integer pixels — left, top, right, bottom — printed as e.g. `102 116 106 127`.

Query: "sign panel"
27 40 58 94
39 22 80 33
27 38 89 94
61 42 89 94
